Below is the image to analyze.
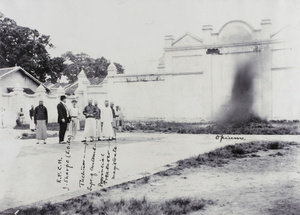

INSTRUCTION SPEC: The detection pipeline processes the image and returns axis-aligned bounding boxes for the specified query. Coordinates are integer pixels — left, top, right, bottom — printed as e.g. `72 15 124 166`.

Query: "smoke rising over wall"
219 58 258 125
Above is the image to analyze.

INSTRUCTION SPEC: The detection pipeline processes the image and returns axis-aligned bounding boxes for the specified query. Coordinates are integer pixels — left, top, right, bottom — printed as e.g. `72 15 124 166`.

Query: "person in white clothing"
29 105 35 131
101 100 113 141
94 100 101 141
116 106 124 132
110 102 117 140
69 99 80 140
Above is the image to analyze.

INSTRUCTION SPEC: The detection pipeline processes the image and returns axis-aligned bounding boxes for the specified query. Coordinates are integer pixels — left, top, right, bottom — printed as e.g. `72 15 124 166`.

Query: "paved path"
0 129 299 212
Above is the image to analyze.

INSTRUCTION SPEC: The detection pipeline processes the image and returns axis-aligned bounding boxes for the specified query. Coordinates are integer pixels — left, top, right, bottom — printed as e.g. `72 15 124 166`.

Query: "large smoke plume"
219 58 259 125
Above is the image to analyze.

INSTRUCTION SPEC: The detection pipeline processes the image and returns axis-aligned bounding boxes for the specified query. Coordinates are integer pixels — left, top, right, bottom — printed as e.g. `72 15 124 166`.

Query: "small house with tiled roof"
0 66 50 94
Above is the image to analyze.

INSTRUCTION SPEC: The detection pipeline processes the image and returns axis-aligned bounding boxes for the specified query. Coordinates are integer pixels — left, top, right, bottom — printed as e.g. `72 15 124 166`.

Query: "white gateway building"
1 19 299 124
106 19 300 121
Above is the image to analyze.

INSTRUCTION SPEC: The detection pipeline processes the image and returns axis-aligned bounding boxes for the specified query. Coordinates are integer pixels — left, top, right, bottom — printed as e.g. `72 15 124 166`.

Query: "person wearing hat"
34 99 48 144
69 99 80 140
57 95 70 144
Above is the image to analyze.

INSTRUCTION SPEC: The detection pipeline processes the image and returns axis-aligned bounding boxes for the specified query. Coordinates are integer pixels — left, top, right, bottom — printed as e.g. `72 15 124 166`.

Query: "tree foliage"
114 62 125 74
62 51 110 83
0 14 125 85
0 15 64 83
48 57 65 83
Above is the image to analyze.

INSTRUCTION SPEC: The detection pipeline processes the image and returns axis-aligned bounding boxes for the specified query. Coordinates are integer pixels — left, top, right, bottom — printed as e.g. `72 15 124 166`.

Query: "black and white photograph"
0 0 300 214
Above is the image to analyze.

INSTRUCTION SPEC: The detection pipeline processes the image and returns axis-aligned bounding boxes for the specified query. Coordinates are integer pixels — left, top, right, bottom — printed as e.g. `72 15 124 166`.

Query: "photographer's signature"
215 134 246 142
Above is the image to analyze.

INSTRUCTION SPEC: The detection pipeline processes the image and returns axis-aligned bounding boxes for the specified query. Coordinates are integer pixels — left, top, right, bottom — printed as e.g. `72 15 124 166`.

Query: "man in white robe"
94 100 101 141
69 100 80 140
29 105 35 131
101 100 113 140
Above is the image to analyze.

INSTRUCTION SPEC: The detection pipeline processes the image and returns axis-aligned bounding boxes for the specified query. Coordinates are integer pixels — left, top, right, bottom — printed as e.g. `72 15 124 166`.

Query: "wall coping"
164 39 289 52
107 71 203 79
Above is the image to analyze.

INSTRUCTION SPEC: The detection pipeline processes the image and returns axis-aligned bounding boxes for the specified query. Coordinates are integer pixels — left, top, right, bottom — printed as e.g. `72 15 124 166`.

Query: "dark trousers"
59 122 68 142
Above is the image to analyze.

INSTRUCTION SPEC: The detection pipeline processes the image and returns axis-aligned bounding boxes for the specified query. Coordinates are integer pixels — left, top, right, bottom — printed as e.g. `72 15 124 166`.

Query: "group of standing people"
80 99 122 143
57 96 123 144
29 95 123 144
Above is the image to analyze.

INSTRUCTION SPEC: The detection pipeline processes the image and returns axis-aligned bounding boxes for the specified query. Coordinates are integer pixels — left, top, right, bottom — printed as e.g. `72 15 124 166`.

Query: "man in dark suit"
57 95 70 144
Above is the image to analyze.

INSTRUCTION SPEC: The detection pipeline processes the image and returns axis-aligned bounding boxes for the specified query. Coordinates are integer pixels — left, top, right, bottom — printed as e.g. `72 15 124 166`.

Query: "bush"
266 142 285 150
232 147 245 155
163 198 208 215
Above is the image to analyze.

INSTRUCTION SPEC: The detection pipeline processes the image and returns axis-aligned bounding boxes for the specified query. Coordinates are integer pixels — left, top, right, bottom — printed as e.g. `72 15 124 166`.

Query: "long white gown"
101 107 113 139
29 118 35 130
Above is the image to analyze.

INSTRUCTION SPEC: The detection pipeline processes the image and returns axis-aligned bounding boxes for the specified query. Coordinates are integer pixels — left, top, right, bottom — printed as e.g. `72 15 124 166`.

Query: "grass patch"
17 197 212 215
142 176 151 184
20 132 58 139
14 119 299 135
155 141 299 177
163 198 212 215
177 141 297 168
14 123 60 131
15 122 87 132
14 124 30 130
123 119 299 135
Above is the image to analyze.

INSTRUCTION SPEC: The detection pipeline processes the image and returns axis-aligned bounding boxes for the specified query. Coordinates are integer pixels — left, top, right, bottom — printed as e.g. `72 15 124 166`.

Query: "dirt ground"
88 143 300 215
3 132 300 214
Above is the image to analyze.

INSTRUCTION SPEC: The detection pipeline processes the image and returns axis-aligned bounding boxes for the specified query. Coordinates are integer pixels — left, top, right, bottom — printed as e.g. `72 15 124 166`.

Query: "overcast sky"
0 0 299 74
